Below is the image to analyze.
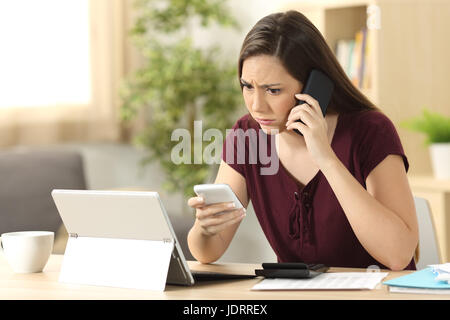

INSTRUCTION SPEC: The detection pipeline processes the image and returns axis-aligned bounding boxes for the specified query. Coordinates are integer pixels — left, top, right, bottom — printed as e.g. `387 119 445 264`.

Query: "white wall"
192 0 296 59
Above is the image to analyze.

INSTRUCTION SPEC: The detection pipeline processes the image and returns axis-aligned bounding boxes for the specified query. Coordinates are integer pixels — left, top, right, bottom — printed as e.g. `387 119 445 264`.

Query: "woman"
187 11 418 270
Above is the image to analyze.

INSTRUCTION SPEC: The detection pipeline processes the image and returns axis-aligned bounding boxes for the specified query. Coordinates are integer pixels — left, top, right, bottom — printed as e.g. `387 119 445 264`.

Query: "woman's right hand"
187 196 246 237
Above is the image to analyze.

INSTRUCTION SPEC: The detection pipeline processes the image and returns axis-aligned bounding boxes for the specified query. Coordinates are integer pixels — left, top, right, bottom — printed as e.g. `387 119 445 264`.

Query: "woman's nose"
251 91 268 113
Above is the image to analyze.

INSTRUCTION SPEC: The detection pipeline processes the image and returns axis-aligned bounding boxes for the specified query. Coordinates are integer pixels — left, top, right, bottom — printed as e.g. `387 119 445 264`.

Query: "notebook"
383 268 450 294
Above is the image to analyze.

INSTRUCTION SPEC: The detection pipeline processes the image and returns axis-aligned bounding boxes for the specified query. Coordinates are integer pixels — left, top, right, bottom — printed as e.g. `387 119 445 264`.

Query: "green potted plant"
120 0 243 203
402 109 450 179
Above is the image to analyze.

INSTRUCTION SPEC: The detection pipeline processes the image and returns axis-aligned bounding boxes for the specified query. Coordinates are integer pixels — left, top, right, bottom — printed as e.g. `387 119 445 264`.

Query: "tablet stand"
59 234 174 291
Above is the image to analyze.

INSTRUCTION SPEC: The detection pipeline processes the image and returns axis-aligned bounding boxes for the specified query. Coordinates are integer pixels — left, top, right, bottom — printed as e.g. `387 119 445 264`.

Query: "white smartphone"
193 183 243 209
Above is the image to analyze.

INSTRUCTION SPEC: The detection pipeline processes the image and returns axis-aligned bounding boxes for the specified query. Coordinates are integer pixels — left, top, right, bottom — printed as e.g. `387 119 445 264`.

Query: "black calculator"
255 262 329 279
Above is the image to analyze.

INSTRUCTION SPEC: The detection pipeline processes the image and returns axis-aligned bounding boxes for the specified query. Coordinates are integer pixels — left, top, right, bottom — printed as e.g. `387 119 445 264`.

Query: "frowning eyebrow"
240 78 281 88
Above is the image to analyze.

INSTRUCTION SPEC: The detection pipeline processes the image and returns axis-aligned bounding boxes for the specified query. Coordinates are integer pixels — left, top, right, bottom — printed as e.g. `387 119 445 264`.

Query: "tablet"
51 189 255 286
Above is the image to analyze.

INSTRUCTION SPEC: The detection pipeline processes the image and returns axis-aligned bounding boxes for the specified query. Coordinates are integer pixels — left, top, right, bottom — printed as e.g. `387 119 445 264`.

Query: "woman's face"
241 55 302 134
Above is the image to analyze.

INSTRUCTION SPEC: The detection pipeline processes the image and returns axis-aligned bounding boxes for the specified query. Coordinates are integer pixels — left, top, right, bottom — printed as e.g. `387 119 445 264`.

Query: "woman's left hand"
285 93 336 168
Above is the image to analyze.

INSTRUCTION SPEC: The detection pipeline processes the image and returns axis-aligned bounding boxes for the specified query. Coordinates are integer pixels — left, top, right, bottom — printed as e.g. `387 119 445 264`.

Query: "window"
0 0 91 108
0 0 125 146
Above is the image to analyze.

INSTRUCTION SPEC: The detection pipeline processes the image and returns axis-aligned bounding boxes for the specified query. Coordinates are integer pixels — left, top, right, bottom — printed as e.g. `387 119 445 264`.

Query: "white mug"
1 231 54 273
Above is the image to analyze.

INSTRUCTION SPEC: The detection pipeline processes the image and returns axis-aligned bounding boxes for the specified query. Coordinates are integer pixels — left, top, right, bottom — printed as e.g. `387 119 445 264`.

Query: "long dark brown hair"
238 10 377 114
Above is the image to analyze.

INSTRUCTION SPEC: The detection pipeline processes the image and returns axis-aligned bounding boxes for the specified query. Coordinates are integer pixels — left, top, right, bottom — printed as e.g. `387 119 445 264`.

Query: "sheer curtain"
0 0 127 147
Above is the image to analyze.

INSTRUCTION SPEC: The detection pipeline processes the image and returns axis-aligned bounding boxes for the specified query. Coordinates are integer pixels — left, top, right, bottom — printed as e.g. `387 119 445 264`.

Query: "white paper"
435 274 450 283
429 263 450 273
59 236 174 291
251 272 389 290
428 263 450 284
389 286 450 295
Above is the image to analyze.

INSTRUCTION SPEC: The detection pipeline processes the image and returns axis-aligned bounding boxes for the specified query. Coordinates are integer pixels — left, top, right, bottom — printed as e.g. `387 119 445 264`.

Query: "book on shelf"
335 28 372 90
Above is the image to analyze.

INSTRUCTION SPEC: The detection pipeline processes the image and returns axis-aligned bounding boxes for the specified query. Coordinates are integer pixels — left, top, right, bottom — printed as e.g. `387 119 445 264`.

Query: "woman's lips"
255 118 275 125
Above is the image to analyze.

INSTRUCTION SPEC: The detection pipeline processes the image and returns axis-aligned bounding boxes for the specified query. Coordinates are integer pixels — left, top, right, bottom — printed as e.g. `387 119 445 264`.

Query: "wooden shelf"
282 1 378 103
409 175 450 193
282 0 450 175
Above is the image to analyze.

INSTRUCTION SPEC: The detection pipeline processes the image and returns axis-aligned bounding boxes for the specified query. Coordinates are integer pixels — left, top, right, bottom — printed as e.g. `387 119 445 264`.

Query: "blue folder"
383 268 450 289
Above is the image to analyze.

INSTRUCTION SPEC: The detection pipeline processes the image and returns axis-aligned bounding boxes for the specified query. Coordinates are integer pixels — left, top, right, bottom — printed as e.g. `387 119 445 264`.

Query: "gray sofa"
0 147 194 260
0 148 87 236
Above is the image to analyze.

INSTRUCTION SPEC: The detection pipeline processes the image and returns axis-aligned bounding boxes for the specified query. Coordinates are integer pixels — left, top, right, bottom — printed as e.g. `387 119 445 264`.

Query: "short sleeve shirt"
222 110 415 270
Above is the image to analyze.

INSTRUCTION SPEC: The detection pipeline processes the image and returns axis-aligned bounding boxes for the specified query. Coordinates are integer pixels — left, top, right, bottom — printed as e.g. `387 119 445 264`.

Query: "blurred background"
0 0 449 264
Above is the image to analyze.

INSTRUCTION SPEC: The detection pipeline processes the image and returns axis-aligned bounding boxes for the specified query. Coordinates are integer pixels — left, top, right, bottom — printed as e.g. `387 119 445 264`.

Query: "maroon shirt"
222 110 416 270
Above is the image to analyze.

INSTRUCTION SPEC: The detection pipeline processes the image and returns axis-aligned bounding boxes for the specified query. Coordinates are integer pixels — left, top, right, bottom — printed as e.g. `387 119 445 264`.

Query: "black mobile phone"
254 262 329 279
294 69 334 136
